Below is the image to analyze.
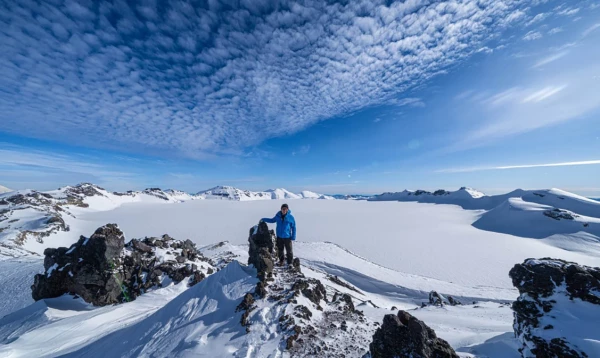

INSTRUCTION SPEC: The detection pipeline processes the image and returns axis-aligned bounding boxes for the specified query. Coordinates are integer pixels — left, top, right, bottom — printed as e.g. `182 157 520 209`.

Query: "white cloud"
583 23 600 37
437 160 600 173
0 0 529 159
522 86 566 103
523 31 543 41
0 147 134 179
448 62 600 151
548 27 564 35
526 13 549 26
557 8 580 16
532 51 568 68
0 145 142 190
389 97 425 108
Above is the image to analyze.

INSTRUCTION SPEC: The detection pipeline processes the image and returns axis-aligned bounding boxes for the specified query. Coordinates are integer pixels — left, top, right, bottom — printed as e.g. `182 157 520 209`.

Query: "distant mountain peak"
0 185 13 194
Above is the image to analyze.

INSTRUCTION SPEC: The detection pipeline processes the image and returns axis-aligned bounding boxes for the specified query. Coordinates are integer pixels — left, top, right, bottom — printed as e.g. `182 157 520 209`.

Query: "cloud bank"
0 0 527 158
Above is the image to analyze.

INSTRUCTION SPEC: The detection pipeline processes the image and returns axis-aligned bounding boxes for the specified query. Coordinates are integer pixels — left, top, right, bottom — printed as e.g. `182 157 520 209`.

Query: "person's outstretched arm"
291 216 296 241
261 214 277 223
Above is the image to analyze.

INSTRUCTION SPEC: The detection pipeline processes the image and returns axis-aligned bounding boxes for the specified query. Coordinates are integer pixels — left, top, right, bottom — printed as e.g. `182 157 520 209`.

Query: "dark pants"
276 237 293 264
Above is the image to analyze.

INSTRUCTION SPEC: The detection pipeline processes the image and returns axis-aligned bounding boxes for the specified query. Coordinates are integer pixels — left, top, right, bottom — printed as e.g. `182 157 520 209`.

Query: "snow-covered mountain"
369 186 523 210
197 186 335 201
0 183 201 257
197 186 272 201
473 191 600 250
331 194 372 200
299 190 334 200
265 188 302 199
0 185 12 194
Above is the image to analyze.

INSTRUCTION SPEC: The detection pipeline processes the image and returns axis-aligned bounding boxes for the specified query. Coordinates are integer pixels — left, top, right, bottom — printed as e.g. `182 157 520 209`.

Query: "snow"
0 241 522 357
65 199 600 290
0 258 42 318
299 190 334 200
0 262 257 358
46 263 58 277
370 187 529 210
0 185 12 194
515 283 600 358
521 188 600 219
473 198 600 240
197 185 272 201
196 186 334 201
265 188 302 199
2 185 600 357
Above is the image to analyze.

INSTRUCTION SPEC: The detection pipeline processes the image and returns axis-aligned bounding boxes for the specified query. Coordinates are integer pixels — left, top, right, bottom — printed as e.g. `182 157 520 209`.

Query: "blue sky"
1 0 599 195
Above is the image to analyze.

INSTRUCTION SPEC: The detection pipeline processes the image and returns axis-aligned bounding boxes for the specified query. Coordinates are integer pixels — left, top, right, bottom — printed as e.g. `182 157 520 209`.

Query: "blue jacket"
262 210 296 240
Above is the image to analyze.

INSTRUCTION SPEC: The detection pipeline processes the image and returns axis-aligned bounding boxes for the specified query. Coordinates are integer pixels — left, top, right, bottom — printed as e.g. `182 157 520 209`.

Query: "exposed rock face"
543 208 577 221
248 222 275 281
428 291 445 307
369 310 459 358
509 258 600 358
31 224 212 306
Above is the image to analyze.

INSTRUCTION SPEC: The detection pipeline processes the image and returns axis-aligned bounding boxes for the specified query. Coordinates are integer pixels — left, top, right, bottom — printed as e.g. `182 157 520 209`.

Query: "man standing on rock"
261 203 296 266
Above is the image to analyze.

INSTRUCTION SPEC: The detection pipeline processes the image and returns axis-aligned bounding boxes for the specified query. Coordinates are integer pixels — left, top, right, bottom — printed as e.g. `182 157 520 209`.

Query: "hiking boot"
276 261 285 267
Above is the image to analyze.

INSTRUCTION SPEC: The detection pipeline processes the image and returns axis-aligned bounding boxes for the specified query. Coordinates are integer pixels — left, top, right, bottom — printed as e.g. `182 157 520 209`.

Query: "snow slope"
370 187 528 210
13 197 592 291
196 186 335 201
61 261 258 357
520 188 600 219
0 237 519 357
265 188 302 199
0 185 12 194
197 186 272 201
4 185 600 357
299 190 334 200
0 184 201 258
0 258 41 318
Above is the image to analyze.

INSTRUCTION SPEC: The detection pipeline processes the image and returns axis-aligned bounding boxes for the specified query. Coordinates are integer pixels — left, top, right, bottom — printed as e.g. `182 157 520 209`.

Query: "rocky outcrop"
248 222 275 281
509 258 600 358
369 310 459 358
242 224 373 356
31 224 212 306
543 208 577 221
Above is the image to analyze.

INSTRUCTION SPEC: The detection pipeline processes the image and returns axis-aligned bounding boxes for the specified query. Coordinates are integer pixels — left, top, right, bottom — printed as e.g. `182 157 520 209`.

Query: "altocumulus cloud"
0 0 528 158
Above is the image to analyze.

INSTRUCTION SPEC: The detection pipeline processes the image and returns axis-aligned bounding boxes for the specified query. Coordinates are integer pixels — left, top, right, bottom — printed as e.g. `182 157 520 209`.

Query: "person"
261 203 296 266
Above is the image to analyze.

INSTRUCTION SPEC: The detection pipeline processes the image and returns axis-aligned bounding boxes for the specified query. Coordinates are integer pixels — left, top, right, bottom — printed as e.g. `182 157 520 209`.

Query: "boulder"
369 310 459 358
509 258 600 358
429 291 445 306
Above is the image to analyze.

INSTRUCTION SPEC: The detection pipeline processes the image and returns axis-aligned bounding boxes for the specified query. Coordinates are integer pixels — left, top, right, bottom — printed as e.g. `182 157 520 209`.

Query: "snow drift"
61 261 258 358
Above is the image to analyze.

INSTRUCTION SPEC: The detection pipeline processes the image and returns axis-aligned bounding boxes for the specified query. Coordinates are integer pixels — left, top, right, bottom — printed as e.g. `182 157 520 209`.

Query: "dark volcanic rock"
32 224 125 305
292 257 301 273
369 310 459 358
237 293 255 312
543 208 577 221
429 291 445 307
293 278 327 305
332 293 355 312
248 222 275 280
31 224 211 306
510 258 600 357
